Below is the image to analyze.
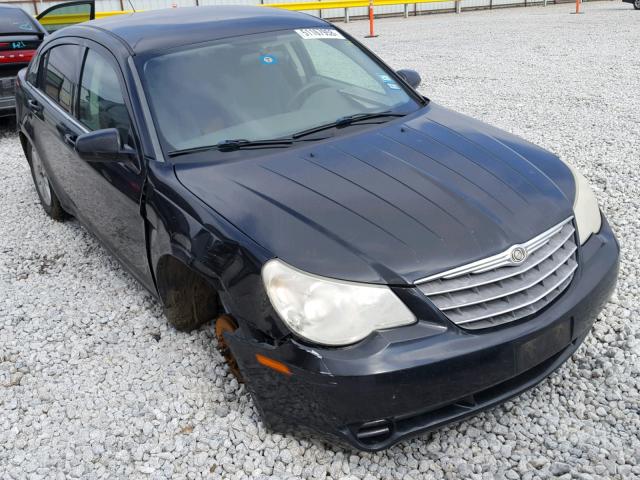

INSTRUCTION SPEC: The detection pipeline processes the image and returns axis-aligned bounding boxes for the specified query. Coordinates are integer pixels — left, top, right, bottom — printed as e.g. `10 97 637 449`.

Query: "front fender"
144 160 290 343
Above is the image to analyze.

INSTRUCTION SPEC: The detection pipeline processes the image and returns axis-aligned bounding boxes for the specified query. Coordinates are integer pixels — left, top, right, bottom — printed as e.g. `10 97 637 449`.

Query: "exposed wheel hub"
215 314 243 381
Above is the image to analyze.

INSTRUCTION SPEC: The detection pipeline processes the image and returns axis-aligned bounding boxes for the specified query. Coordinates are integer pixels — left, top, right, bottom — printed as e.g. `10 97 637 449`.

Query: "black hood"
174 103 575 285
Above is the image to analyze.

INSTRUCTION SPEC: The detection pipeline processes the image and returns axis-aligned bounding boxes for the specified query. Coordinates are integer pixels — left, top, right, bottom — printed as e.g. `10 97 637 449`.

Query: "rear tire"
27 143 68 221
635 0 640 9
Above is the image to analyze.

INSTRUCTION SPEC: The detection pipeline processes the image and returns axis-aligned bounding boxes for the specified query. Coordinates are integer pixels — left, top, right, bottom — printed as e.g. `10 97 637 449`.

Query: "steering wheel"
287 81 331 110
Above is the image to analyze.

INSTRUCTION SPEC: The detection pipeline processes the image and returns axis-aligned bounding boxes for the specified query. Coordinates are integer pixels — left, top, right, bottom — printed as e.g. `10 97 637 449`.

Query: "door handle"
64 134 77 148
27 99 43 113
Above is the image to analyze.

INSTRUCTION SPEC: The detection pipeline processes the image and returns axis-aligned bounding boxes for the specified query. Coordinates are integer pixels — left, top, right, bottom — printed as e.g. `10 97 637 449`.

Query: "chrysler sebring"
15 6 619 450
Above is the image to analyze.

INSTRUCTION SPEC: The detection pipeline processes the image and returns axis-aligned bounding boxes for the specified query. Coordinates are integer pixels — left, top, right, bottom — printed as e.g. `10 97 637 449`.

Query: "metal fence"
2 0 584 21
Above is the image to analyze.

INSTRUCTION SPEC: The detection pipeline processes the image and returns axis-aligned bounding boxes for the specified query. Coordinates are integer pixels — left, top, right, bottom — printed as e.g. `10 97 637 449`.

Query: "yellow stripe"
96 11 135 18
264 0 450 10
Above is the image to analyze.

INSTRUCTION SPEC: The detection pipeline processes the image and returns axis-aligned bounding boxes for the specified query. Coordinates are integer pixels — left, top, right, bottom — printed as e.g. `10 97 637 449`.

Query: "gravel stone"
550 462 572 476
1 2 639 478
530 457 548 469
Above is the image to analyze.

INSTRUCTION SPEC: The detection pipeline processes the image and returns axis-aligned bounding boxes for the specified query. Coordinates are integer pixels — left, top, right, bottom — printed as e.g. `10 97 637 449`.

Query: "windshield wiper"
292 111 407 139
167 112 405 157
168 138 297 157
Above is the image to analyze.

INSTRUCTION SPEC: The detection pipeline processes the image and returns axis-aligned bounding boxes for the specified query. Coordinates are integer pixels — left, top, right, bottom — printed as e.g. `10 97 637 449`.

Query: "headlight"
262 259 416 346
564 162 602 245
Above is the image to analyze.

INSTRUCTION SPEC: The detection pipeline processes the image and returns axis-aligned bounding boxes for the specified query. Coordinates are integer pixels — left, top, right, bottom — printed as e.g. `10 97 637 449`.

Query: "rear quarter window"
27 53 41 85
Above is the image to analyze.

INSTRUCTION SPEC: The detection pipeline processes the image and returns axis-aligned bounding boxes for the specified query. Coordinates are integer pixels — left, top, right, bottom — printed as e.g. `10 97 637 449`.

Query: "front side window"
78 49 131 142
43 44 83 114
142 28 421 153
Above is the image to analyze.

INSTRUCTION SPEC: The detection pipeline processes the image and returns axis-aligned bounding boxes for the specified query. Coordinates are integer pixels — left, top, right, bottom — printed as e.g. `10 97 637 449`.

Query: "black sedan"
623 0 640 9
15 6 619 451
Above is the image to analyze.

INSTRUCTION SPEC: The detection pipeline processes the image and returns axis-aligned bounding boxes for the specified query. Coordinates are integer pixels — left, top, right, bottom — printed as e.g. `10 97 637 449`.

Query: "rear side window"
78 49 131 142
43 44 83 114
0 8 37 35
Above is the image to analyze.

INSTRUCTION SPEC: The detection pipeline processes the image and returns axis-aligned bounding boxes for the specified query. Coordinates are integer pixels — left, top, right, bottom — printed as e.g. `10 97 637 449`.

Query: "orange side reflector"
255 354 292 376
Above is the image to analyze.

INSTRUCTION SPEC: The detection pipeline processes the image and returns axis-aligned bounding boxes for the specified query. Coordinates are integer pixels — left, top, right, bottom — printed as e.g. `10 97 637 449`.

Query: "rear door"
36 1 95 34
28 42 86 212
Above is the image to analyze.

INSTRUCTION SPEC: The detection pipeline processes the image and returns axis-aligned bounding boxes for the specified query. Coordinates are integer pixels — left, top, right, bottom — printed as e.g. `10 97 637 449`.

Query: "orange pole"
575 0 580 13
366 0 378 38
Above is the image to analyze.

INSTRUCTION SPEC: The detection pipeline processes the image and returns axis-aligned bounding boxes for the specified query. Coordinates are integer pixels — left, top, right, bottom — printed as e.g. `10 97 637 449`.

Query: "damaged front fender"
144 160 291 342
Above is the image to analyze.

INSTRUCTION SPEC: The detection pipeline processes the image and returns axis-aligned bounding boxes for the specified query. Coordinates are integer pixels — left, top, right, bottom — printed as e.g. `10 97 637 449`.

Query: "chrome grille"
416 218 577 330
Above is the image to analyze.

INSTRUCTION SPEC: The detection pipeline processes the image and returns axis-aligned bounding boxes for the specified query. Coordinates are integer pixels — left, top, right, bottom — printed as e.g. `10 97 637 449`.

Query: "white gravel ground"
1 2 639 479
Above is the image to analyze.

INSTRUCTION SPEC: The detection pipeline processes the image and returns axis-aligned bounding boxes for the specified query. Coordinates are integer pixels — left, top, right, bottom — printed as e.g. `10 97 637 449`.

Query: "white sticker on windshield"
295 28 345 40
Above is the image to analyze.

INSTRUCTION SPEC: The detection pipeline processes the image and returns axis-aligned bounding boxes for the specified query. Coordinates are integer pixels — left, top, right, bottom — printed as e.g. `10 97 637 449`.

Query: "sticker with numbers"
295 28 345 40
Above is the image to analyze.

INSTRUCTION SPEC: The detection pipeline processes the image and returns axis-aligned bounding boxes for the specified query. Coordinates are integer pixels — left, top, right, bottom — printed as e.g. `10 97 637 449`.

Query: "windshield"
142 28 421 153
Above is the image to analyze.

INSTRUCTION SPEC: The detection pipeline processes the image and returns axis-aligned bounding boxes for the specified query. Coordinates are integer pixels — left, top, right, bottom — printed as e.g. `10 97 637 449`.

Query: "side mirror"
75 128 135 163
396 69 421 89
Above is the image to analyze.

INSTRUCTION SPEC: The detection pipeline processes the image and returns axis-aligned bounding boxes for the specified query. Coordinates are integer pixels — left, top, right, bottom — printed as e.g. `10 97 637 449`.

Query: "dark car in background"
14 6 619 451
622 0 640 9
0 1 94 117
0 5 43 117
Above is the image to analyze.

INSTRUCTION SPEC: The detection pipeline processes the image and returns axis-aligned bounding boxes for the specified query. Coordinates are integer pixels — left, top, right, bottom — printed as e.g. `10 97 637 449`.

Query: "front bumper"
228 216 619 451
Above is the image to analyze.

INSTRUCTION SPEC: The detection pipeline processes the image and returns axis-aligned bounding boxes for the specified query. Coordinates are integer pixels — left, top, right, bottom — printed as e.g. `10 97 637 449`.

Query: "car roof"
73 6 330 55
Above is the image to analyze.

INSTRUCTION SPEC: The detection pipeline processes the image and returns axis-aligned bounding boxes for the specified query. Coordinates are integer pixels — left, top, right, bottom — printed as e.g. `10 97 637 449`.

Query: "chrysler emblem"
509 246 527 264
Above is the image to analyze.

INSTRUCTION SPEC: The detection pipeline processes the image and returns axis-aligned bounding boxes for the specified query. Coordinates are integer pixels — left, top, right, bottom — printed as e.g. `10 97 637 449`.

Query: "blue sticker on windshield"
386 83 401 90
18 23 34 31
261 55 278 65
378 74 393 83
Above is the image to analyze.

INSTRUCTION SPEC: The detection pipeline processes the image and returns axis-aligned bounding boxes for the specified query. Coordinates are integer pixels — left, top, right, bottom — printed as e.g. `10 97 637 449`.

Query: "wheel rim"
215 314 243 381
636 0 640 8
31 149 52 207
